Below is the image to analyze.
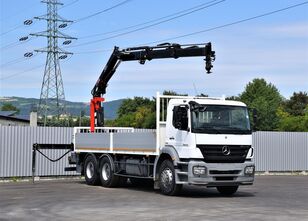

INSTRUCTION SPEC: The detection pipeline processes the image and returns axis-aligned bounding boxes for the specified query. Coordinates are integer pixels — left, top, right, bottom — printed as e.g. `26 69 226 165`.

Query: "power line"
0 2 37 22
0 41 23 51
78 0 221 39
0 57 29 68
1 52 73 81
59 0 80 10
73 0 133 24
0 64 45 81
74 48 112 54
0 52 38 68
0 0 79 36
72 1 308 55
0 24 24 36
5 2 304 82
69 0 225 48
17 0 130 38
0 36 33 51
142 1 308 45
1 0 77 81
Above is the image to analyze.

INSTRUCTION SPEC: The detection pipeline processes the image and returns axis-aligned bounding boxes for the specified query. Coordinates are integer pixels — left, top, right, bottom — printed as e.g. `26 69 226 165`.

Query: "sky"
0 0 307 102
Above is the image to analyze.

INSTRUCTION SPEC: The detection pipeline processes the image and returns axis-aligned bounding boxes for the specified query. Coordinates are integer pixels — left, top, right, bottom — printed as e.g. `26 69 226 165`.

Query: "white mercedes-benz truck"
70 92 255 196
36 42 255 195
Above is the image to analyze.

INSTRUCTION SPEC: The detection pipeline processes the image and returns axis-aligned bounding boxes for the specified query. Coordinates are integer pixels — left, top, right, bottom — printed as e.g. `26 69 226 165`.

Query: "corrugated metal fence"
0 126 75 178
253 131 308 172
1 126 308 178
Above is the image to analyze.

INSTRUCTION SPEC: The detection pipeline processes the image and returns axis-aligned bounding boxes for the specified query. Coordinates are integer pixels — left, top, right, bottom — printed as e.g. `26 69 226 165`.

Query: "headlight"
193 166 206 175
244 166 255 175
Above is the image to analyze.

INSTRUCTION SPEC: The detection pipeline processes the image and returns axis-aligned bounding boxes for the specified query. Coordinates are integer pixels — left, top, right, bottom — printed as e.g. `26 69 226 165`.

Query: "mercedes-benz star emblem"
222 146 231 156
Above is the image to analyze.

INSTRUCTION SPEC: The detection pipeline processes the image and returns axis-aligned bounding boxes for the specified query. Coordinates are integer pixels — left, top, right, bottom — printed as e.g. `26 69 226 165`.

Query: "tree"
44 116 73 127
117 97 153 118
282 91 308 116
75 116 90 127
1 103 20 114
277 106 308 131
239 78 283 131
110 97 156 128
226 96 240 101
276 92 308 132
113 113 136 127
163 90 188 96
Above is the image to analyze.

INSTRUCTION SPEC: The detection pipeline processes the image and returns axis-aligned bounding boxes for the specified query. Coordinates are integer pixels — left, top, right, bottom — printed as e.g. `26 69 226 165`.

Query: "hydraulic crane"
90 42 215 132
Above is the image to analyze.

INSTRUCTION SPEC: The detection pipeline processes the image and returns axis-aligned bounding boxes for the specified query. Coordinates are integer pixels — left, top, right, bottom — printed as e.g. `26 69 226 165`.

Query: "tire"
99 157 119 187
84 154 100 185
158 160 182 196
216 186 239 196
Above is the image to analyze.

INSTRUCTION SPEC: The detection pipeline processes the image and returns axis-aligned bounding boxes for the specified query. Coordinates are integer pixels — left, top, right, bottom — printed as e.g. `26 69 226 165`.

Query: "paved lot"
0 176 308 221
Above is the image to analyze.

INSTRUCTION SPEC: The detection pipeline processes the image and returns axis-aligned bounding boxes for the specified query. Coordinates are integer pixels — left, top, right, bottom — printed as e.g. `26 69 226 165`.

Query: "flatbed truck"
37 42 255 195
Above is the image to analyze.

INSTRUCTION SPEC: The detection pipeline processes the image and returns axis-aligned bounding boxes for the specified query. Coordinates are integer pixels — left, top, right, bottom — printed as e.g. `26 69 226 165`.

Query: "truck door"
167 105 191 147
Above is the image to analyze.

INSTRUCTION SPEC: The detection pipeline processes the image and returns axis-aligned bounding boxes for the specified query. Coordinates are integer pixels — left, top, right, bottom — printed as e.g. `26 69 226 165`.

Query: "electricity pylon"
30 0 76 125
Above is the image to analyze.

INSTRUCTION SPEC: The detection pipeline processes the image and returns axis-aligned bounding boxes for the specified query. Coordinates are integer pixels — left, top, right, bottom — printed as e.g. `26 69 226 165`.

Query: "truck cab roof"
168 97 247 107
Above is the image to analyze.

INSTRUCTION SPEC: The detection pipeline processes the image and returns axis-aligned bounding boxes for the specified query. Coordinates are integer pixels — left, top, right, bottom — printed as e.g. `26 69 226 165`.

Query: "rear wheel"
216 186 239 196
84 155 100 185
159 160 182 196
99 157 119 187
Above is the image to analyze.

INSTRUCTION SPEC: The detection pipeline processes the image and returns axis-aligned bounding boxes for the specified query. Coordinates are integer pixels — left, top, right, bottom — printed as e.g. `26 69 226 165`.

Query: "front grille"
215 177 235 181
209 170 241 175
197 145 250 163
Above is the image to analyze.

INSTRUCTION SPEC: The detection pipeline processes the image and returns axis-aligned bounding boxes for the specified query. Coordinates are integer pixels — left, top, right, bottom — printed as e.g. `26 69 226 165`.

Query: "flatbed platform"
73 127 158 155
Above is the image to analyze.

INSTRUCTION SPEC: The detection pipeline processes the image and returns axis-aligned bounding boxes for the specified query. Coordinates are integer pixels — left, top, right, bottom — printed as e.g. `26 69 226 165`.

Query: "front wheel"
216 186 239 196
159 160 182 196
99 157 119 187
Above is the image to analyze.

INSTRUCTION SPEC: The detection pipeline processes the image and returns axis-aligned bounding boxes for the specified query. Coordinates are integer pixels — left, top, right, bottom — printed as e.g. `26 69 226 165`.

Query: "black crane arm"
89 42 215 131
91 42 215 97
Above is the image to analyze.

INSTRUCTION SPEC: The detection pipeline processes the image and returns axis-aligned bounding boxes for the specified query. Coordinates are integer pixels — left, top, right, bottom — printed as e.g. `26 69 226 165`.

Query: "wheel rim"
86 161 94 179
160 167 173 191
102 163 111 181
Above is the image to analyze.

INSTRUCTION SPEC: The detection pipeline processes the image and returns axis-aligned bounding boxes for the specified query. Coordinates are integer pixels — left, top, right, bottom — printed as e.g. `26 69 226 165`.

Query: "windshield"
191 105 251 134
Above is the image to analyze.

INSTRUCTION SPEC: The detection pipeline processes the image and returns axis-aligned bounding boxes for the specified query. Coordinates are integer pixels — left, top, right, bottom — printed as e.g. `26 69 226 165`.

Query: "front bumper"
176 160 255 186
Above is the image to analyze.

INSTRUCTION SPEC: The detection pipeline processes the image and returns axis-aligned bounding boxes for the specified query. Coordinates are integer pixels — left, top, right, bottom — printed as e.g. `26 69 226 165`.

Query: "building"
0 111 37 126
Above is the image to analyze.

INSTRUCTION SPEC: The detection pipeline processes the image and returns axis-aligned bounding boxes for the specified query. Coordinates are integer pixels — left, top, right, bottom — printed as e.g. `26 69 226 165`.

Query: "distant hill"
0 97 123 120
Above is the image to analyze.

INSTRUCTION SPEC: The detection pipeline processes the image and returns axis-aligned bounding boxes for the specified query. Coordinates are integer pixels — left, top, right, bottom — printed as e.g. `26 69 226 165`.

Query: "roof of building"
0 113 30 122
13 115 30 121
0 111 18 116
